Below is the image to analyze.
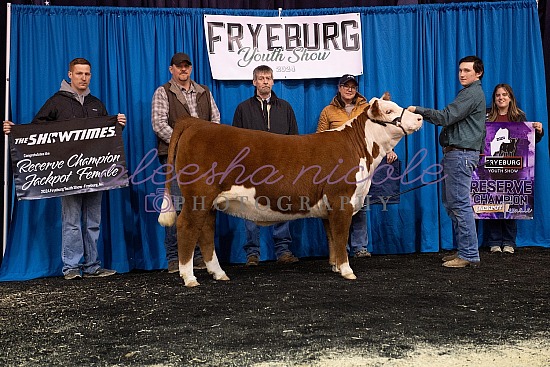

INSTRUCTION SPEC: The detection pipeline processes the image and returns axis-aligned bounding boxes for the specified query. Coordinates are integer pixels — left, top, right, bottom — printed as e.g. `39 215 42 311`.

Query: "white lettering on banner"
23 126 116 146
204 13 363 80
76 164 120 180
17 158 65 172
21 171 73 190
67 152 121 168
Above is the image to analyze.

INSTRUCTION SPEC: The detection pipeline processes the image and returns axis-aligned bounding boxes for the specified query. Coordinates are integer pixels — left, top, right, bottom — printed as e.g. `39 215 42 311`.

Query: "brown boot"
277 252 299 264
246 255 260 266
442 257 480 268
168 260 179 273
441 252 458 262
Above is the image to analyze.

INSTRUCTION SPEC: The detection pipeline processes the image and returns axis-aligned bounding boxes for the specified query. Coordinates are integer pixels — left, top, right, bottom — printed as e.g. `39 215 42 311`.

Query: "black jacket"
232 91 298 135
32 90 107 123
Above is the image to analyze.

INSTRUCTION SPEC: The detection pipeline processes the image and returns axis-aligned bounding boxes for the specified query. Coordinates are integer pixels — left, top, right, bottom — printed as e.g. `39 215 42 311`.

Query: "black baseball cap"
171 52 192 66
339 74 358 86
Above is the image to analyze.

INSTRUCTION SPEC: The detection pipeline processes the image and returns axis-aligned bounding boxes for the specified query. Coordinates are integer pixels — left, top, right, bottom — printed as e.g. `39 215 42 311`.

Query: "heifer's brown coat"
159 98 422 286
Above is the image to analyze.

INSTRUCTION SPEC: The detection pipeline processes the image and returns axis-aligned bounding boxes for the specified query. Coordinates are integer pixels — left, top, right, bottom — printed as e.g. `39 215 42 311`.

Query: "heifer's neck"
365 121 402 157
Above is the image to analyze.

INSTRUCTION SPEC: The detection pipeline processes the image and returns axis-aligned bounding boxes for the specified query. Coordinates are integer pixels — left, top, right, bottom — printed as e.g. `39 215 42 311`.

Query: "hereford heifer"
158 97 423 287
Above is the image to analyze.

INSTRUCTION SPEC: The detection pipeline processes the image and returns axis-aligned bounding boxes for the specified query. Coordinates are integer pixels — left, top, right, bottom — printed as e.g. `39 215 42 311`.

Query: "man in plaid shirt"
151 52 220 273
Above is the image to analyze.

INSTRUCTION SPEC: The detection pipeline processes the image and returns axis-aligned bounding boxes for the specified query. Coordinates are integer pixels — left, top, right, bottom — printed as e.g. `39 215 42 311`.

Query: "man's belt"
443 146 478 154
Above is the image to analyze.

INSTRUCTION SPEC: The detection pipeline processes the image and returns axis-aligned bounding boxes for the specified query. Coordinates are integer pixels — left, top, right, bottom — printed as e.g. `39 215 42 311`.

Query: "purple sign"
471 121 535 219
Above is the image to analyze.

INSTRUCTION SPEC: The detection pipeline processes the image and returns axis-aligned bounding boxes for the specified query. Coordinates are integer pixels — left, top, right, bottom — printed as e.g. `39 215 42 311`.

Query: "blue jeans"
159 155 201 263
61 192 102 274
349 206 368 254
441 150 480 262
484 219 517 248
243 220 292 259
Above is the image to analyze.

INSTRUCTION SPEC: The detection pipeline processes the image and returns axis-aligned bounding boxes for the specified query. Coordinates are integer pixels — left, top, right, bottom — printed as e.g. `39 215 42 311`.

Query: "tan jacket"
316 93 369 132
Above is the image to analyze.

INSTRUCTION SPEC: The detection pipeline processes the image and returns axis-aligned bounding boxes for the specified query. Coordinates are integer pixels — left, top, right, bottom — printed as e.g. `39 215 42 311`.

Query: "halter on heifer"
370 107 408 135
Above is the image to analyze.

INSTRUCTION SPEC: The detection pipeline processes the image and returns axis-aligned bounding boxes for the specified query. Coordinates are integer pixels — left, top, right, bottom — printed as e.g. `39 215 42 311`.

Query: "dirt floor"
1 247 549 367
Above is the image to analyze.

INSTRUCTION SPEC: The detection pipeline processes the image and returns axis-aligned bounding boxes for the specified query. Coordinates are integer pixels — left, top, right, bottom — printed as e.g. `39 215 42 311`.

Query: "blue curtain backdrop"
1 1 548 281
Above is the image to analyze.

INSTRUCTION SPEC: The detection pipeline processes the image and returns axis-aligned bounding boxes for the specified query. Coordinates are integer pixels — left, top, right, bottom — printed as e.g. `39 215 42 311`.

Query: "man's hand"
532 122 543 134
407 106 416 113
386 150 398 164
117 113 127 127
3 120 14 135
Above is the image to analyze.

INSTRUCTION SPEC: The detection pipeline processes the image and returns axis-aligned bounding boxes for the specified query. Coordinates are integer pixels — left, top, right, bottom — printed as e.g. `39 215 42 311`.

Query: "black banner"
9 116 129 200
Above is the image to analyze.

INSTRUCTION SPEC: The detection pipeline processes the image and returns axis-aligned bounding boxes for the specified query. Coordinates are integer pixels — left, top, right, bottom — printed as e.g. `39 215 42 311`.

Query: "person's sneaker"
502 245 515 254
490 246 502 253
64 269 82 280
442 258 480 268
83 268 117 278
441 252 458 262
354 249 372 258
277 252 299 264
193 257 206 270
168 260 179 273
246 255 260 266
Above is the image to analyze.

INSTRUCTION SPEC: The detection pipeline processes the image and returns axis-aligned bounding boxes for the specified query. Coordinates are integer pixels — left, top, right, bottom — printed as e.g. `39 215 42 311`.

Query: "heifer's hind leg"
198 210 229 282
325 209 356 280
177 209 205 287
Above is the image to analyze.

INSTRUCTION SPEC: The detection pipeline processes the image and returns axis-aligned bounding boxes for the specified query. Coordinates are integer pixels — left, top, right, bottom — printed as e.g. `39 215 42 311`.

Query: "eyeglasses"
339 84 357 91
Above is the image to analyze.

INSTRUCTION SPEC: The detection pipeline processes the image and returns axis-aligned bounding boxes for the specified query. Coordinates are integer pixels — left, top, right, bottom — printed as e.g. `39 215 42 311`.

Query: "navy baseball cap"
338 74 358 86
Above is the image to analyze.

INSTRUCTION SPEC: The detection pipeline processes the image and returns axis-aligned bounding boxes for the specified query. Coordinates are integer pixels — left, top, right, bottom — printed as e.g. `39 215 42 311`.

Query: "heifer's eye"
385 110 392 114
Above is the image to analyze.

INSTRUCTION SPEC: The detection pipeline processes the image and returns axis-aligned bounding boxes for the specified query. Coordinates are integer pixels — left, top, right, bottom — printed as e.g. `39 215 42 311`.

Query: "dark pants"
484 219 517 248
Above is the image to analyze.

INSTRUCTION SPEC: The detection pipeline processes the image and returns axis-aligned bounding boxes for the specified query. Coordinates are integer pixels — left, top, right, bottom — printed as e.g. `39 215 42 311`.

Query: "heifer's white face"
367 98 423 135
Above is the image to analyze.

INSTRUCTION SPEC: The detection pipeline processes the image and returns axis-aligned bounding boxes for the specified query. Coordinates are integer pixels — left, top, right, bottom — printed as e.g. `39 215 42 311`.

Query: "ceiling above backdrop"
7 0 506 9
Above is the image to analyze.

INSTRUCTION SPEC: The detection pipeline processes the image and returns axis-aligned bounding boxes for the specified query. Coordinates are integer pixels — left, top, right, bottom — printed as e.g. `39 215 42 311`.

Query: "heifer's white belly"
213 186 329 222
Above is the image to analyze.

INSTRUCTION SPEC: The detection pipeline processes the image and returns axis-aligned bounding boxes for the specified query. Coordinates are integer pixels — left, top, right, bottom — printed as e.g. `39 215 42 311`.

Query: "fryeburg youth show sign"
204 13 363 80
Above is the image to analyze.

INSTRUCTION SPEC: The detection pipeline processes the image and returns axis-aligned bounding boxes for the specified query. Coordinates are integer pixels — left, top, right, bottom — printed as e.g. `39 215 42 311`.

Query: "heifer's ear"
369 99 381 118
381 91 391 101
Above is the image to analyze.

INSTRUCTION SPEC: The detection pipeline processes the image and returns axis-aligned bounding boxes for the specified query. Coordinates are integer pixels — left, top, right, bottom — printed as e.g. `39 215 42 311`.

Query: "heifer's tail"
157 117 193 227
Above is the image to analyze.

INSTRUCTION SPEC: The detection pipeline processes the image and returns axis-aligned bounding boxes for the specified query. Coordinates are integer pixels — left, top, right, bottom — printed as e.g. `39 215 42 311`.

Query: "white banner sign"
204 13 363 80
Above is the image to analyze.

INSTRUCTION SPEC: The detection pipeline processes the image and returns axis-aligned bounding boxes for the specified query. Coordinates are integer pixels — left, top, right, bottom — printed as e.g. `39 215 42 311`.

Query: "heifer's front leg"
198 210 229 282
322 219 336 267
326 209 356 280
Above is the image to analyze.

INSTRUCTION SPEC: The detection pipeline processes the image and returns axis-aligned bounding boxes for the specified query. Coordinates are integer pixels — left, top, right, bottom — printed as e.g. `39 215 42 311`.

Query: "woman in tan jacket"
316 74 397 258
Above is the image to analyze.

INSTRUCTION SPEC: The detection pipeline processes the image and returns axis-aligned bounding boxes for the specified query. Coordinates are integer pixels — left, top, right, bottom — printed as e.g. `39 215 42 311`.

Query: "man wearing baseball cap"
151 52 221 273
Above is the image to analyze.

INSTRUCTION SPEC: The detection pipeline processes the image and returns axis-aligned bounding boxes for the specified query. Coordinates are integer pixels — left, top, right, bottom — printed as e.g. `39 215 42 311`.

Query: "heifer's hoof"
181 276 200 287
184 279 200 287
215 273 230 281
339 263 356 280
331 265 339 273
342 272 357 280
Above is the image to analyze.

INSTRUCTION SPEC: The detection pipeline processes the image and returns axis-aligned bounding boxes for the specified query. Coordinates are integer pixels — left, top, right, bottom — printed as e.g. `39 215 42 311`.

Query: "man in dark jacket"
232 65 299 266
3 57 126 280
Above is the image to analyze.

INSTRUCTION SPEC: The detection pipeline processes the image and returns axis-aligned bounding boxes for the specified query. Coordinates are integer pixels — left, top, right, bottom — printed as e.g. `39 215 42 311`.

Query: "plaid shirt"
151 78 220 144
